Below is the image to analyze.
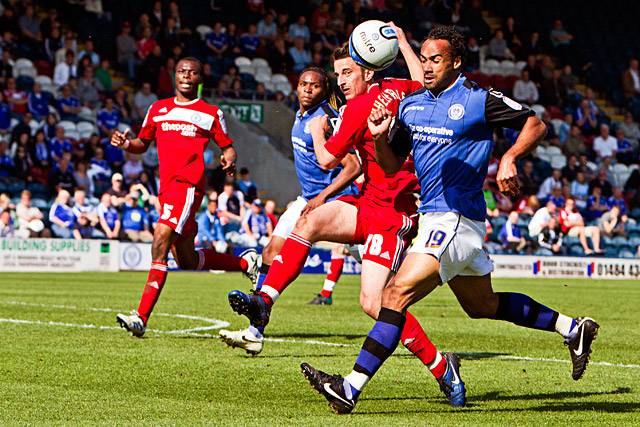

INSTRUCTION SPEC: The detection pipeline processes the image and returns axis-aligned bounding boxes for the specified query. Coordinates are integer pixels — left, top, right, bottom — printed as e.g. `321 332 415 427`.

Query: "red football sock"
197 249 247 272
321 257 345 298
137 261 168 325
260 233 311 307
401 311 447 378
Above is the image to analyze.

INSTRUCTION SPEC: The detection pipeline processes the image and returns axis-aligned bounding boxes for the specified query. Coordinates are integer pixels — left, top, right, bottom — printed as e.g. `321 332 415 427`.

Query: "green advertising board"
219 102 264 124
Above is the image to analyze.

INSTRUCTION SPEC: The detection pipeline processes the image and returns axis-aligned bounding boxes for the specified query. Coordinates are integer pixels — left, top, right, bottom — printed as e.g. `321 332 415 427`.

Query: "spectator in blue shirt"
574 99 597 135
238 199 272 247
240 24 260 57
585 185 609 221
77 38 100 66
288 15 310 43
97 98 121 136
257 13 277 41
500 211 527 253
49 189 75 238
615 128 635 165
49 126 73 162
102 134 125 170
607 187 628 217
33 129 50 167
57 84 81 122
0 141 14 177
121 191 153 242
237 167 258 202
28 83 50 121
0 92 10 137
205 22 228 60
97 192 121 239
197 197 228 253
289 37 311 73
547 186 565 208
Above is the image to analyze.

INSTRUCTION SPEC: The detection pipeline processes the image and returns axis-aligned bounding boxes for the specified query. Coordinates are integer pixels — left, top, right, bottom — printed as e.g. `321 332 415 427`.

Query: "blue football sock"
255 263 270 291
347 308 405 398
495 292 559 332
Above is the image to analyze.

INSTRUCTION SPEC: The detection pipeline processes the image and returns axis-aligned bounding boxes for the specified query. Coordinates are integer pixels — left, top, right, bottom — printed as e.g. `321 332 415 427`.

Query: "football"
348 20 399 71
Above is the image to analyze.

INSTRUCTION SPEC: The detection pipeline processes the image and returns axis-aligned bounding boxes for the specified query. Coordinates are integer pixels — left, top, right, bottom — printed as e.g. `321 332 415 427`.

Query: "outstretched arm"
302 153 362 215
110 129 151 154
389 22 424 85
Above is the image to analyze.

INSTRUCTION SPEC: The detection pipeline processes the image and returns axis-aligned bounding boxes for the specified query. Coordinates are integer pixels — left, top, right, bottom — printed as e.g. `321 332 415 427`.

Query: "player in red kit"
112 57 258 337
227 26 464 405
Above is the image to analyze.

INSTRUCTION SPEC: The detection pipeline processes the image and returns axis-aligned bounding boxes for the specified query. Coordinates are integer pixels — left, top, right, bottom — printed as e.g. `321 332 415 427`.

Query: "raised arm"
389 22 424 85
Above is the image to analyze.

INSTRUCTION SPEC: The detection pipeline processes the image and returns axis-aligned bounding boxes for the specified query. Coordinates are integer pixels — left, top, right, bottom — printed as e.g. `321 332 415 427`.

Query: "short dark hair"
239 167 249 175
175 56 203 72
332 43 350 62
300 66 338 110
424 25 466 62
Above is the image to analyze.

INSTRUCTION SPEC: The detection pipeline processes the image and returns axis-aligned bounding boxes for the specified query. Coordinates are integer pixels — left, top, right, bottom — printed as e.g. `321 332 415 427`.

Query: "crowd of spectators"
0 0 639 258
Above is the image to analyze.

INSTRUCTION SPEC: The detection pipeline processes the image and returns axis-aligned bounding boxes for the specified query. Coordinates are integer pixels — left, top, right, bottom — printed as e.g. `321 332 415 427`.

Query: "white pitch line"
2 301 638 370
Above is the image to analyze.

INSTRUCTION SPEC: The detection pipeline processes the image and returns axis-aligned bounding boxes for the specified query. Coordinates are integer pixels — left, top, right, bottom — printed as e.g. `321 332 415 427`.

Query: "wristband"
123 139 130 149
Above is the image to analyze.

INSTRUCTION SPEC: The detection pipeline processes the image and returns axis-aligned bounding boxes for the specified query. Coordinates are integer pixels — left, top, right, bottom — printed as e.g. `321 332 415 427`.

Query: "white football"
348 20 399 71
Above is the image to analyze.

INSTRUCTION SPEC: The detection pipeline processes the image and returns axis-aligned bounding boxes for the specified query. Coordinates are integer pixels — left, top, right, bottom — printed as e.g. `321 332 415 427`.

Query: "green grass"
0 273 638 426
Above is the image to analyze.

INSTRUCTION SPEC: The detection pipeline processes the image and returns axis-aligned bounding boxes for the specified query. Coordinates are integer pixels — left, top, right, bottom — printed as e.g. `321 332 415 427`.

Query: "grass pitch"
0 272 638 426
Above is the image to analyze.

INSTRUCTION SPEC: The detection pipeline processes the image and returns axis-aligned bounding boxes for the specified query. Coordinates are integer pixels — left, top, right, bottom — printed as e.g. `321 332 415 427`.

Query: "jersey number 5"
160 204 174 220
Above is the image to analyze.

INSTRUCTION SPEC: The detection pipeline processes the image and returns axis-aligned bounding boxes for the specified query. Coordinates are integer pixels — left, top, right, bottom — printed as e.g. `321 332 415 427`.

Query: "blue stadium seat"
569 244 585 257
618 249 636 259
612 236 629 247
563 236 580 247
604 247 618 258
629 236 640 247
625 221 640 233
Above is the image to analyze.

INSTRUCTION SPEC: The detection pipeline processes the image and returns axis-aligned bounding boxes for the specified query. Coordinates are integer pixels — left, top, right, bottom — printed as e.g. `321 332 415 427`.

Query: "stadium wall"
221 106 300 206
2 239 639 280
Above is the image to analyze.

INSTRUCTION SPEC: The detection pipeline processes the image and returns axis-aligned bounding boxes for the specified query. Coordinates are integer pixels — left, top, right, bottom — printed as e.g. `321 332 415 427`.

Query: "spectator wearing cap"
236 199 272 248
106 173 127 207
559 198 602 255
49 189 75 238
27 83 50 121
56 84 81 122
197 197 228 253
97 192 121 239
499 211 527 253
593 124 617 160
121 191 153 242
54 50 77 87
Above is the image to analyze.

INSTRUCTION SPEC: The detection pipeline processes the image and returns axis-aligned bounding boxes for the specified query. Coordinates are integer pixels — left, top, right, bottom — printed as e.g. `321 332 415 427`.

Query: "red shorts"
339 194 417 272
158 180 204 237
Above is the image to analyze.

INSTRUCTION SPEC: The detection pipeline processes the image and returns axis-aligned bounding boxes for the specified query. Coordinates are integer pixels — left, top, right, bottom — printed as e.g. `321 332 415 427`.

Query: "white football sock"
555 314 577 338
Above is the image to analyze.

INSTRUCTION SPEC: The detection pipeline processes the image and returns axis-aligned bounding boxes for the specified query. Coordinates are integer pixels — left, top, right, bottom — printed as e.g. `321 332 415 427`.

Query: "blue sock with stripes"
344 308 405 398
255 263 270 291
495 292 561 331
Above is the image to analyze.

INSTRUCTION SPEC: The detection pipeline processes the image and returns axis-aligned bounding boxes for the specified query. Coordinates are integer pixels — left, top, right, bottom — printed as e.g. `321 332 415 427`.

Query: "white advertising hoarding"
0 238 120 272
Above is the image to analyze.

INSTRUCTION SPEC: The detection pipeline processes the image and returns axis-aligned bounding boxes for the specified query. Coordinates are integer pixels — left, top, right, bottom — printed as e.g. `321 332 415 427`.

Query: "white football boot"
116 310 146 337
239 249 259 286
219 327 264 355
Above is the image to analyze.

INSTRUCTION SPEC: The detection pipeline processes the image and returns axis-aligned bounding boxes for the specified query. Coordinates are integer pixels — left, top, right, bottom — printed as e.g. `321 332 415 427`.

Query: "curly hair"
425 25 466 62
299 66 339 110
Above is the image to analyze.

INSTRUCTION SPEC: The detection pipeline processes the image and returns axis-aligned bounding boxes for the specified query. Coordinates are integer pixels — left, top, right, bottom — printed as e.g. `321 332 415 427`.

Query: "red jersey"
138 97 233 192
325 78 422 209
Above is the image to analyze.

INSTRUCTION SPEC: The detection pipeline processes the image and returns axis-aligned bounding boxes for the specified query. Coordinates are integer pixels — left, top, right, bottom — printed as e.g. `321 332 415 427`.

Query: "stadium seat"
17 66 37 79
31 198 49 209
35 75 53 86
499 60 517 76
530 104 546 118
275 82 292 95
264 81 276 92
234 57 251 67
569 244 585 256
612 236 628 247
9 117 19 131
78 107 95 122
28 119 41 136
254 66 272 77
251 58 269 69
58 120 76 134
254 72 271 84
618 248 636 259
482 59 500 75
515 61 527 72
15 58 34 69
550 118 564 135
195 25 213 40
66 130 80 141
550 155 567 169
546 146 562 156
271 74 289 84
629 236 640 246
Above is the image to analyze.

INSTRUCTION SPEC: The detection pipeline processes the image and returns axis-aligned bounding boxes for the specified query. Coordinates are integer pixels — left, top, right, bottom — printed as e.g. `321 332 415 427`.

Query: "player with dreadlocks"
219 65 362 354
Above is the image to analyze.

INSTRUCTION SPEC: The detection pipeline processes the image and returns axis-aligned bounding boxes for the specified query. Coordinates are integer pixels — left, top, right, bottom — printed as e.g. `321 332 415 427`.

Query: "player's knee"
381 284 408 312
293 215 314 239
359 293 381 319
